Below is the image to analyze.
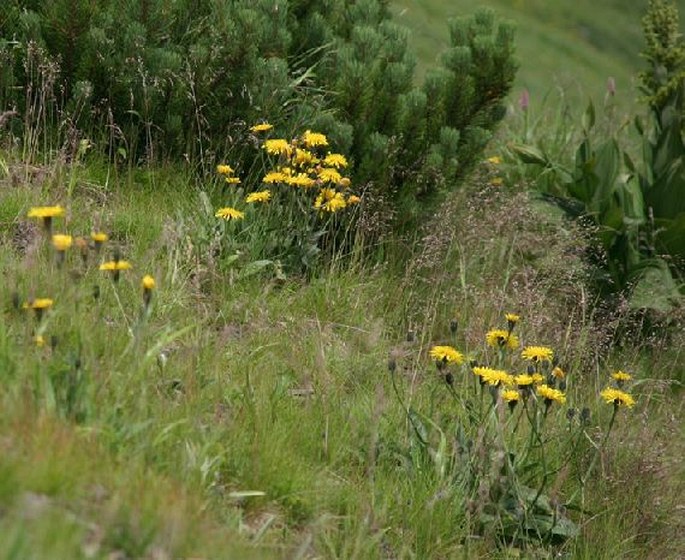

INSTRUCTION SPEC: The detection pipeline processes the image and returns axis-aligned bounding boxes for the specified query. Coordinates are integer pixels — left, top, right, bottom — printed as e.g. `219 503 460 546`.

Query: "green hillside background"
392 0 685 107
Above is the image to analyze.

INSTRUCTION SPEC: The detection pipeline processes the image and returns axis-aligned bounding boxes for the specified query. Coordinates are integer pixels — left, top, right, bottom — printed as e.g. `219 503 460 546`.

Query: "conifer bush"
0 0 516 227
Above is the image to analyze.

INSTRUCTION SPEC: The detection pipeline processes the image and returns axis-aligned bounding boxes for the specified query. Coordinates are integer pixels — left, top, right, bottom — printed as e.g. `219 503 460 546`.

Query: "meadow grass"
1 143 683 558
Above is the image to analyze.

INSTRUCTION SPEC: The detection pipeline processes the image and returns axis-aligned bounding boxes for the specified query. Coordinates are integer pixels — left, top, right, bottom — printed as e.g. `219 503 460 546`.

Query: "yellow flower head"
302 130 328 148
34 334 45 347
52 234 73 251
502 389 520 403
514 373 535 387
216 164 235 175
505 313 520 324
347 195 361 204
487 156 502 165
285 173 316 188
28 206 65 219
521 346 554 363
318 167 342 184
225 176 241 185
537 384 566 405
293 148 317 168
215 207 245 221
323 153 348 169
339 177 351 188
99 260 132 271
611 370 632 382
429 345 464 365
142 275 156 290
263 139 292 157
263 171 289 183
600 387 635 408
26 298 54 310
246 190 271 204
91 232 108 243
249 122 273 133
314 188 347 212
552 366 566 380
481 368 514 387
531 373 545 384
491 177 504 186
486 329 520 350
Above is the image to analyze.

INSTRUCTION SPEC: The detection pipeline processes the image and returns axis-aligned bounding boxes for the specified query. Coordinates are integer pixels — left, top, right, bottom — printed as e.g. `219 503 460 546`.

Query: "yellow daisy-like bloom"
225 176 241 185
514 373 535 387
481 368 514 387
314 188 347 212
249 122 273 133
302 130 328 148
246 190 271 204
531 373 545 384
600 387 636 408
429 345 464 365
552 366 566 379
487 156 502 165
502 389 520 403
505 313 520 324
491 177 504 186
521 346 554 363
52 234 73 251
263 171 289 183
485 329 520 350
91 232 108 243
286 173 316 188
323 153 348 168
318 167 342 184
99 260 132 271
263 139 292 157
215 207 245 221
34 334 45 347
216 164 235 175
27 206 65 219
339 177 351 188
141 275 155 290
537 384 566 405
293 148 317 167
347 195 361 204
27 298 54 310
611 371 632 382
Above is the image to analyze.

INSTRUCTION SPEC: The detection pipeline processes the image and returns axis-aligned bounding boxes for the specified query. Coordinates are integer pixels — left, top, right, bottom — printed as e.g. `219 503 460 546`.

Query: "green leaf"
509 144 549 166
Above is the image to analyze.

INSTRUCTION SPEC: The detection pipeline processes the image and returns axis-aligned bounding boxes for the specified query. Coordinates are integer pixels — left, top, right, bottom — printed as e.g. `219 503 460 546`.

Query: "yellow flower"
285 173 316 188
293 148 317 167
318 167 342 184
52 234 73 251
91 232 108 243
531 373 545 384
491 177 503 186
302 130 328 148
26 298 54 310
514 373 535 387
486 329 519 350
225 176 241 185
521 346 554 363
347 195 361 204
537 384 566 405
314 188 346 212
323 153 348 168
487 156 502 164
429 345 464 365
263 171 288 183
246 190 271 204
34 334 45 347
505 313 520 324
480 368 514 387
263 139 292 156
142 275 156 290
600 387 635 408
216 164 235 175
502 389 520 403
99 260 132 271
249 122 273 133
27 206 65 219
611 370 632 382
552 366 566 380
339 177 351 188
215 207 245 221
